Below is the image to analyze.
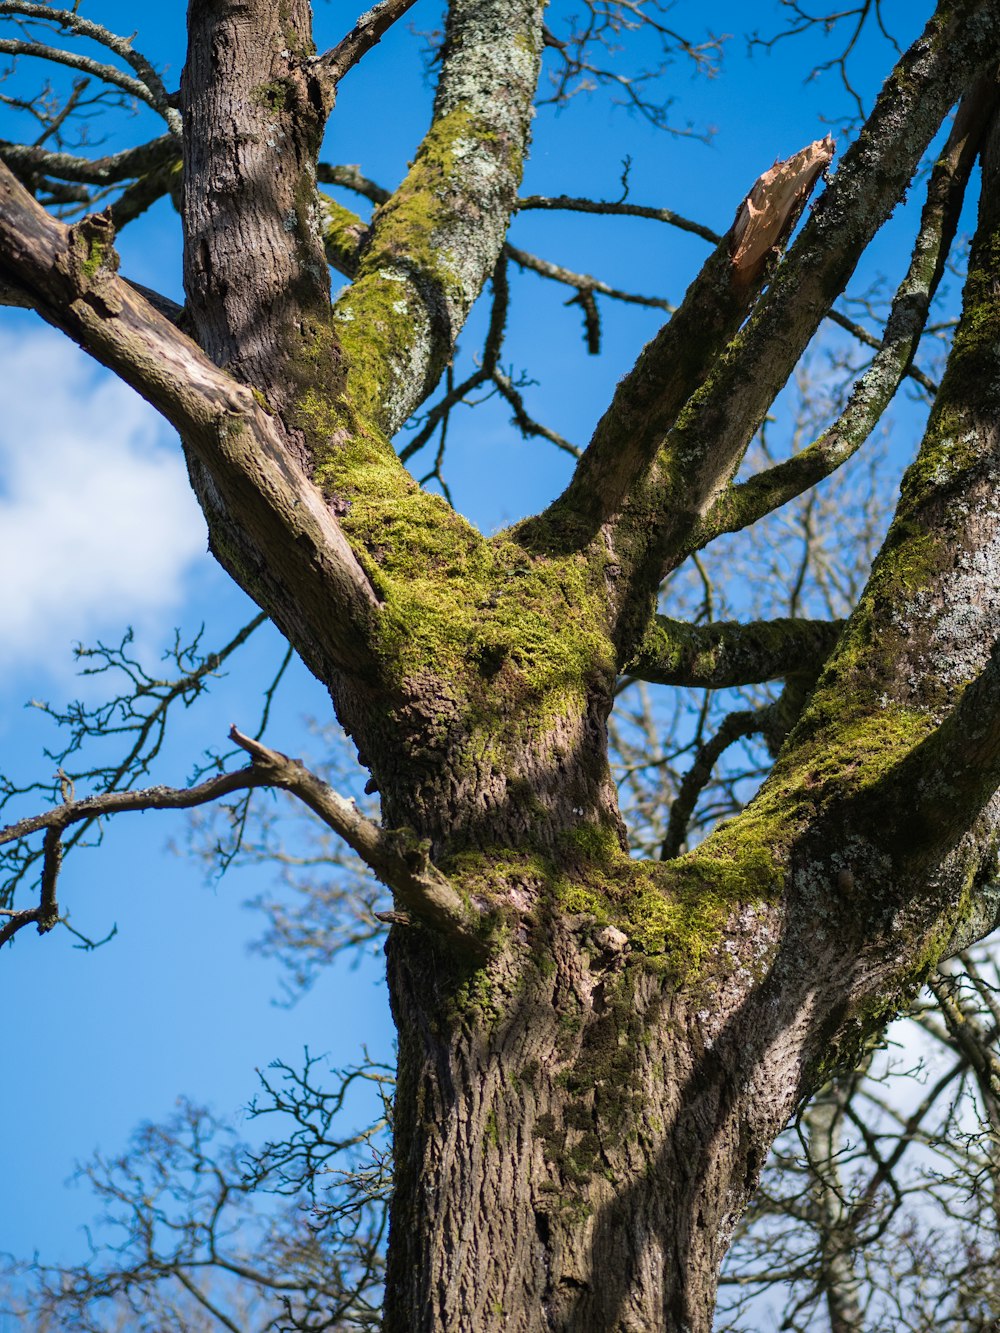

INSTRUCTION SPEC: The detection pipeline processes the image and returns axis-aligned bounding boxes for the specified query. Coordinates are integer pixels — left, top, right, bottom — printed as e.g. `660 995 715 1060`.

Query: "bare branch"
506 239 673 312
0 2 179 130
228 728 485 956
0 132 177 186
317 0 420 86
661 708 770 860
515 191 721 244
1 723 484 956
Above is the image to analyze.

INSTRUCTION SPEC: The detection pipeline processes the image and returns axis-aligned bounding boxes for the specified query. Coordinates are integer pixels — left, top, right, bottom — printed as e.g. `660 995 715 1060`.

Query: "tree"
3 0 1000 1328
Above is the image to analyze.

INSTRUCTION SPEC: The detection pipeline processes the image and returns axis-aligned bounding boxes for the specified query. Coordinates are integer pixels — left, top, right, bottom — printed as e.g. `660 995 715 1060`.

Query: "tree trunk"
382 881 857 1332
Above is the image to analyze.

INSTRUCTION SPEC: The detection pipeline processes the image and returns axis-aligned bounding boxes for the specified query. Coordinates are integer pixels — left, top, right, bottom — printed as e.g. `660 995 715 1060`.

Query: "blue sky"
0 0 949 1282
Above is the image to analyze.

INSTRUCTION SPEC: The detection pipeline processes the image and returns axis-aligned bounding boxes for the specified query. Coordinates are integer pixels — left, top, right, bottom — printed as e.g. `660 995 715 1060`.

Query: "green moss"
304 402 618 727
449 815 783 978
74 216 117 282
330 106 502 422
319 193 366 273
250 79 291 112
483 1109 499 1149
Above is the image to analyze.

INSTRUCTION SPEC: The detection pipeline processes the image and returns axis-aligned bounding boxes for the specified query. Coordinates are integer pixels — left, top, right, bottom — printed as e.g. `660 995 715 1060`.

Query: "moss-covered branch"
628 615 844 689
627 1 1000 567
736 108 1000 962
700 77 996 546
329 0 545 437
548 138 833 531
567 0 1000 660
319 192 368 278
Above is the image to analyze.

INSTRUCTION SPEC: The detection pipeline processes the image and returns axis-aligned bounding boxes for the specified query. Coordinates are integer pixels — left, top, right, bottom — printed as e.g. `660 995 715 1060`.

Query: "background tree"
2 1 1000 1329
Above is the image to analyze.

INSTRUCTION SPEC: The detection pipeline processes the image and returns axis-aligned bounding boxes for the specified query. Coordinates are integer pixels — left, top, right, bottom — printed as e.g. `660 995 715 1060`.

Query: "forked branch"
701 75 997 545
0 728 485 956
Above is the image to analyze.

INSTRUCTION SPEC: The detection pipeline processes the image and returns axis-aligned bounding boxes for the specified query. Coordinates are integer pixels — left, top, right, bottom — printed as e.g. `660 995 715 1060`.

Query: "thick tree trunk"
365 697 813 1332
381 888 848 1332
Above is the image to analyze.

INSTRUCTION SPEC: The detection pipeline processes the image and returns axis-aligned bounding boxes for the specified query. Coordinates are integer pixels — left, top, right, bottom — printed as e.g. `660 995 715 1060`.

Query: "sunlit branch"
700 77 993 546
545 136 834 532
329 0 546 436
0 132 176 186
0 159 379 681
318 159 940 395
227 728 485 956
317 0 420 86
0 1 180 130
634 9 997 558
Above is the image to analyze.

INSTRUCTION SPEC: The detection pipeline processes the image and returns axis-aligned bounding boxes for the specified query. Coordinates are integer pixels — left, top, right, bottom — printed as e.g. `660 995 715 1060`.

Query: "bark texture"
6 1 1000 1329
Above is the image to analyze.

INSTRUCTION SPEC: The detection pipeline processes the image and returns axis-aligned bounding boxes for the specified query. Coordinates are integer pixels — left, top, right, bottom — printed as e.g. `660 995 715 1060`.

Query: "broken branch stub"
729 136 836 287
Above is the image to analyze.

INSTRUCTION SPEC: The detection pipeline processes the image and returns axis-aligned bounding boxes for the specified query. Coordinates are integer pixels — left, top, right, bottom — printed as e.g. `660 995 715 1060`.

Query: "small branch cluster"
3 1052 394 1332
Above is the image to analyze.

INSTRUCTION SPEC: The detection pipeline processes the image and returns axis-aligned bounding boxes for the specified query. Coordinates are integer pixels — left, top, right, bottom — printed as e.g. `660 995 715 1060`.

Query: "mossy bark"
9 2 1000 1330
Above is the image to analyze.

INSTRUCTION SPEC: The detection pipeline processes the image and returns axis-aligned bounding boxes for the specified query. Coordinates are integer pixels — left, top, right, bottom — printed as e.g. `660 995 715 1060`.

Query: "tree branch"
514 191 721 244
506 240 673 313
0 765 266 946
623 2 1000 585
543 136 834 533
628 615 845 690
0 2 180 130
319 161 941 396
0 133 177 187
228 729 485 956
316 0 420 86
701 75 995 545
661 708 771 860
0 727 485 956
0 160 379 680
533 0 1000 664
330 0 546 435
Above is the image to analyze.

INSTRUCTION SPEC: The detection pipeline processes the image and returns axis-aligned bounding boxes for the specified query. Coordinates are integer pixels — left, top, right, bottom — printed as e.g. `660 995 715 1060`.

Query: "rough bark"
6 2 1000 1330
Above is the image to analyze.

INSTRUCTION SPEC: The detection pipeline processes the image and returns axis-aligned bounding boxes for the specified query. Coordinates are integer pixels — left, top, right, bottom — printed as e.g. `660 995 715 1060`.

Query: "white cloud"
0 325 207 669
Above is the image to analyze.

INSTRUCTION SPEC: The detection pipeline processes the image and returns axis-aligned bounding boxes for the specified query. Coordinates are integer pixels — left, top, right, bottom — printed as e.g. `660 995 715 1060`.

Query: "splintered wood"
729 135 836 285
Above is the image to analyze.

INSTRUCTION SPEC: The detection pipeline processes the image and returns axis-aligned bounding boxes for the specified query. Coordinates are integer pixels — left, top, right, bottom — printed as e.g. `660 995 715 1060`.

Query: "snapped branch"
701 75 996 545
545 136 834 534
628 3 1000 573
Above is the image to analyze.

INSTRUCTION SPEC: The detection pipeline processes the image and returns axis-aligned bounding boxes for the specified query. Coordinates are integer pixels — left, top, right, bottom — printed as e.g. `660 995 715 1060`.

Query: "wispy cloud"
0 325 207 670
